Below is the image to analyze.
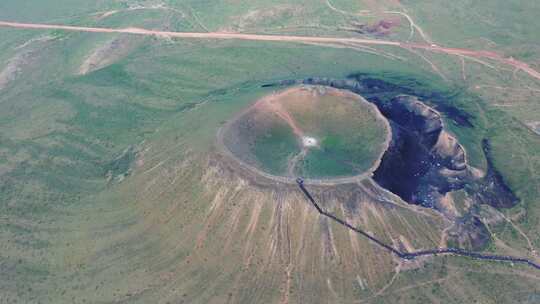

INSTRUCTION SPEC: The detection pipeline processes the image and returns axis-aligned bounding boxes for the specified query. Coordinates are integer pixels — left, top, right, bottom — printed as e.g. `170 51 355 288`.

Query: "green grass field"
1 0 540 303
253 122 299 175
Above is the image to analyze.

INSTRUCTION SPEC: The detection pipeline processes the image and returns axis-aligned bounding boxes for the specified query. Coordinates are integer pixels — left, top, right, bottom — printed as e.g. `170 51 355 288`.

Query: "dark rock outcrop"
262 76 517 210
372 95 471 208
470 139 519 208
447 216 492 251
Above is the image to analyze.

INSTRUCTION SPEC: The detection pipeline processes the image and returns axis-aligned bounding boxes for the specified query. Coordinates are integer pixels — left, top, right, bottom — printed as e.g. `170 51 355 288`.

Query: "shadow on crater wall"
262 75 518 212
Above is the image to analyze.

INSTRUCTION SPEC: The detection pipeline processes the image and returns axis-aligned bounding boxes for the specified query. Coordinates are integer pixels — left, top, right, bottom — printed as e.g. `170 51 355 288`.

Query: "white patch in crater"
302 136 318 147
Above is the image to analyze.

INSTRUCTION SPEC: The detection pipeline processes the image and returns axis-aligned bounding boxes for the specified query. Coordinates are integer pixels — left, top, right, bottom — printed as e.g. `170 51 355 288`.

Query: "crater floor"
220 85 390 180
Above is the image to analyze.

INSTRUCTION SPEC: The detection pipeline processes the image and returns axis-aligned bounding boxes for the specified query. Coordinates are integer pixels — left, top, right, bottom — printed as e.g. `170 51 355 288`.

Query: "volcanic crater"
219 85 391 182
216 77 522 251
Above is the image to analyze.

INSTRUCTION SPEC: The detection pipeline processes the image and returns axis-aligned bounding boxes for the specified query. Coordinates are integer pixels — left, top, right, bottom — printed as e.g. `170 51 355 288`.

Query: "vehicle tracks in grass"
1 20 540 81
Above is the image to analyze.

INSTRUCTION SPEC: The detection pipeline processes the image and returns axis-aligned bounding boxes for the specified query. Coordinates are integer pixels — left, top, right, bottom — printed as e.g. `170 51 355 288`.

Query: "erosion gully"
296 178 540 271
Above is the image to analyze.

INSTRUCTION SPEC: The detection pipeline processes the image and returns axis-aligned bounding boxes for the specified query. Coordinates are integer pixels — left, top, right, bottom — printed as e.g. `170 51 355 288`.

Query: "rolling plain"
1 1 540 303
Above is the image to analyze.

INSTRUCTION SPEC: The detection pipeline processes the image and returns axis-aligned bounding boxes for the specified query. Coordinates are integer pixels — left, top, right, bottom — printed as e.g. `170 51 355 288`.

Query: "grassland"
222 86 388 178
284 87 389 178
252 121 299 175
1 0 540 303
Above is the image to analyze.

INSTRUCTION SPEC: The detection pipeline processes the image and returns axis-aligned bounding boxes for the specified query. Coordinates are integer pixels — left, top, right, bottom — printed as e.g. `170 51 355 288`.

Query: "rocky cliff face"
267 77 518 210
372 95 472 210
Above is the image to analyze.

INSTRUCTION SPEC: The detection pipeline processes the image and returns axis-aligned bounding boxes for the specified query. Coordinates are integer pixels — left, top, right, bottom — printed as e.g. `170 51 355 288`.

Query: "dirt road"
1 20 539 81
0 20 399 45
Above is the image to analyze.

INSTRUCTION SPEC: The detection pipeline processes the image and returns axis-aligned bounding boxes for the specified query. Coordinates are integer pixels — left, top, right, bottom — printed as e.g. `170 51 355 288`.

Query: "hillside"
1 1 540 303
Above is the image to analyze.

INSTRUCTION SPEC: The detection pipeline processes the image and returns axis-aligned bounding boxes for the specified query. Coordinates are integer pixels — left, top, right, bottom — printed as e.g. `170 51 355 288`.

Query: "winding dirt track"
1 20 540 81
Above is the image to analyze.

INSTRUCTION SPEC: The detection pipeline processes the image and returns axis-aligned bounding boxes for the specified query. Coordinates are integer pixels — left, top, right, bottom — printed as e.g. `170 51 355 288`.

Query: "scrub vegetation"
1 0 539 303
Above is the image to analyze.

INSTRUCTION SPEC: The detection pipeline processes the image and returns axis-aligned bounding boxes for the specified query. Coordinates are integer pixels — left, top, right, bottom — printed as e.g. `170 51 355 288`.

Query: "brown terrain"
168 149 447 303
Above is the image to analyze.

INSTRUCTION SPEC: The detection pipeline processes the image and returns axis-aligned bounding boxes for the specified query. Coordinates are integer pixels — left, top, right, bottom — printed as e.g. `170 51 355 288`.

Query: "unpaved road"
1 20 540 81
0 20 400 45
